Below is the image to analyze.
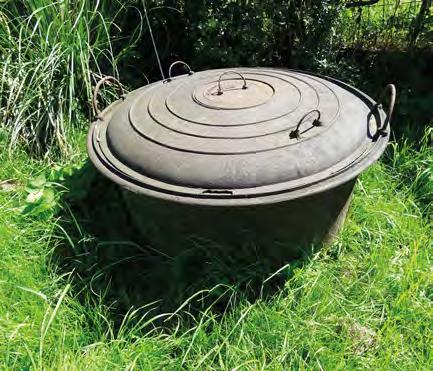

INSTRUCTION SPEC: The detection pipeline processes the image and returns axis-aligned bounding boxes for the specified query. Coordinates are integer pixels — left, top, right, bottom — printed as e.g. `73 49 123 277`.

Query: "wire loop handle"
217 71 248 95
93 76 125 120
375 84 396 134
167 61 193 81
290 109 322 139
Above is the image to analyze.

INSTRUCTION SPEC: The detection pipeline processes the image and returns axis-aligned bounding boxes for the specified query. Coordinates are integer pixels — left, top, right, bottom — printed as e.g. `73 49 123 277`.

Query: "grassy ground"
0 124 432 369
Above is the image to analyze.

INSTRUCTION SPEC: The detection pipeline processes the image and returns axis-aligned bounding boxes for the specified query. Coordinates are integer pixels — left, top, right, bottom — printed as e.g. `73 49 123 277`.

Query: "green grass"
0 0 140 156
0 126 432 369
337 0 431 49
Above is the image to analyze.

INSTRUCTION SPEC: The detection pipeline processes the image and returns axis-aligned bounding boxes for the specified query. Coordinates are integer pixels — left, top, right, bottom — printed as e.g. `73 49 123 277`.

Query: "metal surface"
375 83 396 135
92 76 125 119
88 67 393 206
166 61 194 82
290 109 322 139
217 71 248 94
122 178 356 256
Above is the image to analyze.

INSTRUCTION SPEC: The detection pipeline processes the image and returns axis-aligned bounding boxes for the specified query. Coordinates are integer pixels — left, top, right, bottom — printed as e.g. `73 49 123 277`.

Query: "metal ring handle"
167 61 193 81
92 76 125 119
375 84 396 134
290 109 322 139
217 71 248 95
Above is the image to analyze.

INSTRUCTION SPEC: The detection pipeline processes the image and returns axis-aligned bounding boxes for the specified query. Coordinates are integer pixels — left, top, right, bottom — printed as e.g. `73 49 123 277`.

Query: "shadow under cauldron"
54 161 350 324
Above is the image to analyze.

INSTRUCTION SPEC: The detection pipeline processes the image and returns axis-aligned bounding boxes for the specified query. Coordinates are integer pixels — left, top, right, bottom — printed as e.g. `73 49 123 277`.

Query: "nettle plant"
22 174 58 216
22 161 91 216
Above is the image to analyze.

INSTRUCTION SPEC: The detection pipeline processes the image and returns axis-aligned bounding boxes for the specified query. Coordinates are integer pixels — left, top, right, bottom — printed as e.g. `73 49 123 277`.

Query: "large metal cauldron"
88 63 396 256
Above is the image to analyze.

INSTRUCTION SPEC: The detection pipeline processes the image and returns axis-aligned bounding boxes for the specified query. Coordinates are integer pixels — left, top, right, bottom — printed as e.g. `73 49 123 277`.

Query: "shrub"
183 0 344 68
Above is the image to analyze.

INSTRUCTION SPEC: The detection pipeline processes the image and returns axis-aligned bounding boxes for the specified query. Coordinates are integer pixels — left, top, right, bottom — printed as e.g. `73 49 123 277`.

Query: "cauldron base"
122 178 356 259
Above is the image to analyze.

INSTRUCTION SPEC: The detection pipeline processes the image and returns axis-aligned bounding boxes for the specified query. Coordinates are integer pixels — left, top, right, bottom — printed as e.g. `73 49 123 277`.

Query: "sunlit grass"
0 127 431 369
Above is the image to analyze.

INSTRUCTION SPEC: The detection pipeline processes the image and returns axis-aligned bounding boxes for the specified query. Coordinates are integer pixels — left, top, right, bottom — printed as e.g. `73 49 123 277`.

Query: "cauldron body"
122 178 356 257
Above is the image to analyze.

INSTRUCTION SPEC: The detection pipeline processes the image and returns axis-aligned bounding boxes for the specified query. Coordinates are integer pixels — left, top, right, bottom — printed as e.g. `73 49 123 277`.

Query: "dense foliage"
182 1 344 68
0 0 431 155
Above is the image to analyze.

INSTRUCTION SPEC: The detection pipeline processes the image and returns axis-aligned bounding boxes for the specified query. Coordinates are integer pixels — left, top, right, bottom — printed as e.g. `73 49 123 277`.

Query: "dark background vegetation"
1 1 431 153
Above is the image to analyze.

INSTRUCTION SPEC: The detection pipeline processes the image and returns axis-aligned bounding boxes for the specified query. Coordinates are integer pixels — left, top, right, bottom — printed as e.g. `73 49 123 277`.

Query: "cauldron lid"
88 67 391 205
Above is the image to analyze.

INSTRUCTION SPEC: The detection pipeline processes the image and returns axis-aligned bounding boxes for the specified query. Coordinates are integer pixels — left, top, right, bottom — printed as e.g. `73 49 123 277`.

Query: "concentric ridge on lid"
87 67 388 205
